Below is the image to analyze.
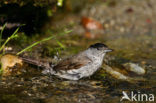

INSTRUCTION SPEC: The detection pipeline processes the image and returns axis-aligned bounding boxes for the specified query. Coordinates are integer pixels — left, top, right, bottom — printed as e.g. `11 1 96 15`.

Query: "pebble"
123 62 146 75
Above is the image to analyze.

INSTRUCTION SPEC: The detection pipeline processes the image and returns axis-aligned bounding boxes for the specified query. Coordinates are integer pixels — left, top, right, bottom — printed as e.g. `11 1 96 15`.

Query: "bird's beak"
105 48 113 52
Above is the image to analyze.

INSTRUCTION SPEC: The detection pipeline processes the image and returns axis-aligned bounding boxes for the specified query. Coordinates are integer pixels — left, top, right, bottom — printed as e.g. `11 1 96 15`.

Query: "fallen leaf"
81 17 103 30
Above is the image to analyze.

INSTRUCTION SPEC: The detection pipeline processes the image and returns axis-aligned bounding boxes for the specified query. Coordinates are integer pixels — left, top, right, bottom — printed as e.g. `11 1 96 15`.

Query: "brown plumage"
53 53 92 71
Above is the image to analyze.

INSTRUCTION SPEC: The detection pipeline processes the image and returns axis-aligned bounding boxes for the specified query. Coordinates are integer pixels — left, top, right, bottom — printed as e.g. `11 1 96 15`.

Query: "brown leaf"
81 17 103 30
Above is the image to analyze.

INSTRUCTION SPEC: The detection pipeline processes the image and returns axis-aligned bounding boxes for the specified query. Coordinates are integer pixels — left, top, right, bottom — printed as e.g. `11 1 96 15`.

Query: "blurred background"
0 0 156 103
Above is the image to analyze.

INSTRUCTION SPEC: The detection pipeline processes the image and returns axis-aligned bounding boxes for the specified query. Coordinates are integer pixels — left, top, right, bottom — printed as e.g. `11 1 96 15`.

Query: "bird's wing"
53 55 92 71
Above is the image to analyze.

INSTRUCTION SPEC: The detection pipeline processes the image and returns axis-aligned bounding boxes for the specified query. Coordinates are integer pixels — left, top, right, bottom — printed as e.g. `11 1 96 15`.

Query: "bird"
42 43 113 80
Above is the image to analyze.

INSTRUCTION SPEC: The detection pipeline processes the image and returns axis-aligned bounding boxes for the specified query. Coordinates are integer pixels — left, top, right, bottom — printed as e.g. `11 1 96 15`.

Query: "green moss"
91 69 108 80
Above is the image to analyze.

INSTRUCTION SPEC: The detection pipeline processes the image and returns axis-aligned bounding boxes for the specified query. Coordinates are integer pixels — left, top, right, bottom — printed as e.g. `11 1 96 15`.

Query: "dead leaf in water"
0 54 23 76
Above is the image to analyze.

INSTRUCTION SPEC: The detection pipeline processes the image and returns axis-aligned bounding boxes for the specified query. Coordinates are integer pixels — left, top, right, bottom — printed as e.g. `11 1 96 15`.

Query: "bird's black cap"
90 43 113 52
90 43 108 48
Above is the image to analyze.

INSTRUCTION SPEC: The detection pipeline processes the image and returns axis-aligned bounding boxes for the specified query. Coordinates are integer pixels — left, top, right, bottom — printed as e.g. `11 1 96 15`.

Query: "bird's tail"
20 57 50 68
20 57 56 75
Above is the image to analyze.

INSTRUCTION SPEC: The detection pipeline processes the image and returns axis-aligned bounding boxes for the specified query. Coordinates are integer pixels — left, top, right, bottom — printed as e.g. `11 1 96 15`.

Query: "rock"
103 64 130 81
123 62 146 75
102 63 146 82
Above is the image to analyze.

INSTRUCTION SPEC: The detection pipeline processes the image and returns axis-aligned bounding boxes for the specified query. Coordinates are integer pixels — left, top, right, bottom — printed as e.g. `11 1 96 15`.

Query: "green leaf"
16 30 72 55
0 27 20 52
0 23 7 46
56 40 65 49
